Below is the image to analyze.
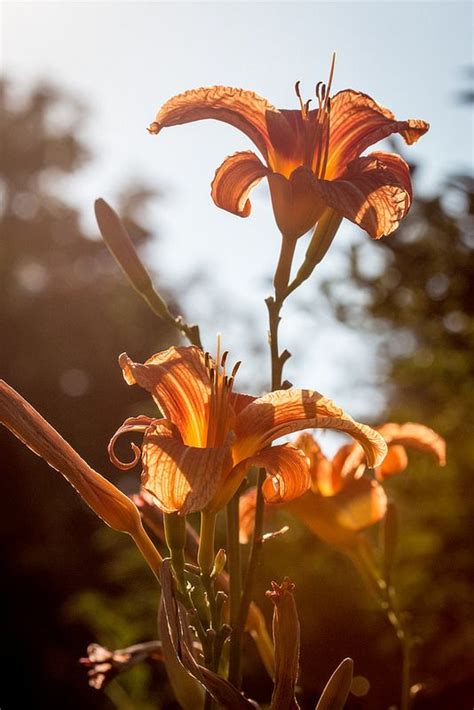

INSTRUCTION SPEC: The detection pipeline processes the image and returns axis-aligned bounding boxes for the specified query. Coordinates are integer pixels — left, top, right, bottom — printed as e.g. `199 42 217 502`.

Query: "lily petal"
108 415 154 470
150 86 276 160
379 444 409 478
119 346 211 447
376 422 446 468
312 153 413 238
327 89 429 179
267 167 325 239
233 389 387 469
239 486 258 544
289 478 387 549
292 432 335 495
211 150 270 217
254 444 311 504
338 422 446 480
141 421 232 514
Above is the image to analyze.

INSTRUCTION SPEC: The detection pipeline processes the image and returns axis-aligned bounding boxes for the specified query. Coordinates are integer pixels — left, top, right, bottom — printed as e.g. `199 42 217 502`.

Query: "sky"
2 1 473 440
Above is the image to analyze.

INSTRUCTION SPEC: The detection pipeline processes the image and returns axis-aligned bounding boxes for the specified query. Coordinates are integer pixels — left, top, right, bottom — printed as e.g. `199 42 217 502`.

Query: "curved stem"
198 511 217 576
273 235 297 302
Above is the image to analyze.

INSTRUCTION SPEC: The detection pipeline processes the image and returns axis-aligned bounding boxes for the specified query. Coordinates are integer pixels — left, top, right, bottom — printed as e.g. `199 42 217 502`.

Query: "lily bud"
212 548 227 578
94 198 173 321
266 577 300 709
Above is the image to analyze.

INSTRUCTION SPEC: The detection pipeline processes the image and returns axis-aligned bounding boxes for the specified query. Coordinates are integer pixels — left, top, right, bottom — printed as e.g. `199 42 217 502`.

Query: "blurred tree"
321 157 474 707
0 80 180 708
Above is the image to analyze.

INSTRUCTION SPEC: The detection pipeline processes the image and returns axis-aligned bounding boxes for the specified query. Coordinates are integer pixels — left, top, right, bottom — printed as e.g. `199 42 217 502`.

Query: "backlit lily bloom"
239 423 445 550
109 345 387 514
148 57 429 240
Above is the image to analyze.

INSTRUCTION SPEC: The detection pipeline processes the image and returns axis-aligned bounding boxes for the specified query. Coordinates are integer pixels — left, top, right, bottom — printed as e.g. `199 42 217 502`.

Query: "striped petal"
141 421 232 514
312 152 413 238
149 86 277 161
211 150 270 217
327 89 429 179
255 444 311 504
119 346 211 447
233 389 387 470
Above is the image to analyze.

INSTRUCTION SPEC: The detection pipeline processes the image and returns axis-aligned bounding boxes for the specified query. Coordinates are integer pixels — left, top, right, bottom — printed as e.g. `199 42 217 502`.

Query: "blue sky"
3 1 472 441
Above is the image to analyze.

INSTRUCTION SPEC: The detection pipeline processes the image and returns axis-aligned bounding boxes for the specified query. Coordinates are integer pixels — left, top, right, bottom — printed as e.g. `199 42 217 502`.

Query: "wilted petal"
267 167 325 239
142 421 232 514
327 89 429 179
376 422 446 468
119 346 211 447
253 444 311 503
150 85 277 161
312 153 413 238
234 389 387 470
211 150 270 217
266 578 300 710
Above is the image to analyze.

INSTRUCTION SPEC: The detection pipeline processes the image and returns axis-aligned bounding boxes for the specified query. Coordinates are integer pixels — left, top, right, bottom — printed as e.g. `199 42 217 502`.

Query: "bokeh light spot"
59 368 90 397
351 675 370 697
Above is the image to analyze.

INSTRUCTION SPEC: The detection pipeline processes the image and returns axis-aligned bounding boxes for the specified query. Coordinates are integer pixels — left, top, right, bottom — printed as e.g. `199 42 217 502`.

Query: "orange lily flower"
240 423 445 551
148 57 428 240
109 345 387 514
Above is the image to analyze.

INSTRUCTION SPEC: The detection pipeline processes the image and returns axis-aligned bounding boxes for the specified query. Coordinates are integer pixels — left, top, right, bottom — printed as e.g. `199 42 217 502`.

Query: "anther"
221 351 229 368
315 81 323 100
231 361 241 379
304 99 312 115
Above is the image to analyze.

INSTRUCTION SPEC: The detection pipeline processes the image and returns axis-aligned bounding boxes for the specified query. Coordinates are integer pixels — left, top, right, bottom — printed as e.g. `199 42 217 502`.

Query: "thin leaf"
315 658 353 710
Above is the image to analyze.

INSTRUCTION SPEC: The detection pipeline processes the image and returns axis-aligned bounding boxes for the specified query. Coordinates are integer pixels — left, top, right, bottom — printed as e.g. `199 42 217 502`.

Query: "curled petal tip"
118 353 136 385
147 121 161 135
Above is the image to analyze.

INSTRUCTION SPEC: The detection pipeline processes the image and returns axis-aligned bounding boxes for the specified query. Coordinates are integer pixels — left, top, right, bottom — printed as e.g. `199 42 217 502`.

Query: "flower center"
204 336 241 447
294 52 336 179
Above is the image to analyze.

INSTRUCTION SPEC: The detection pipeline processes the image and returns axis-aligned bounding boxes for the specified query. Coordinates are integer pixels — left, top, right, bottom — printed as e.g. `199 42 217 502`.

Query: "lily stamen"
294 80 306 119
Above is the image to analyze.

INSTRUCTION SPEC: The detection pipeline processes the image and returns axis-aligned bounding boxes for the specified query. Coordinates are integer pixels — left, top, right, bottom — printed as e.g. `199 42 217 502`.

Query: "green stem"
227 492 242 686
227 236 290 687
232 468 266 677
273 235 297 302
198 511 216 576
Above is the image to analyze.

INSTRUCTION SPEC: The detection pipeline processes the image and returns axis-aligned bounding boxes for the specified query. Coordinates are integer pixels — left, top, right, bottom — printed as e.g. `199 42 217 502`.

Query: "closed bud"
212 548 227 578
